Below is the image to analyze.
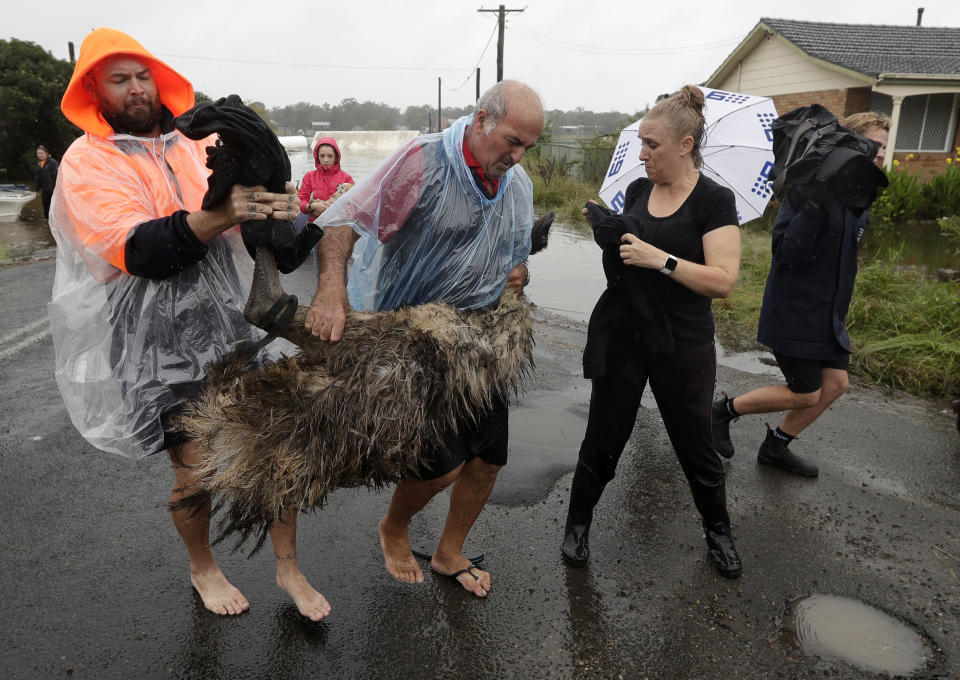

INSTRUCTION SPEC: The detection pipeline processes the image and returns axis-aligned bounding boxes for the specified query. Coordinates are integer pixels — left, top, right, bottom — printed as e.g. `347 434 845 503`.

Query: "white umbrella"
598 87 777 225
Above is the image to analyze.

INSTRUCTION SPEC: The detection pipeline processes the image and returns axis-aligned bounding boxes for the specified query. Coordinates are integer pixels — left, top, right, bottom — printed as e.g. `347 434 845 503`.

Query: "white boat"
0 185 36 222
277 135 309 151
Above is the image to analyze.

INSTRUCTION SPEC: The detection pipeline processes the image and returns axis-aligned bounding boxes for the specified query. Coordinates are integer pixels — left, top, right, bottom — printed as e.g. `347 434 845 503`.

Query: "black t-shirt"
622 174 738 345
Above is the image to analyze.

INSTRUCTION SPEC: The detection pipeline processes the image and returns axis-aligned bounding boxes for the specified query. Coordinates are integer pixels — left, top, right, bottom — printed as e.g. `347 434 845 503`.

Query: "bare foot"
277 569 331 621
431 555 491 597
378 518 424 583
190 566 250 616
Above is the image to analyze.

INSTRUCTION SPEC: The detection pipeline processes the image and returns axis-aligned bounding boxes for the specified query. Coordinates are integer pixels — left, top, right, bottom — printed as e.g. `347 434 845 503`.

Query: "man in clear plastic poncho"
47 28 330 620
308 80 544 597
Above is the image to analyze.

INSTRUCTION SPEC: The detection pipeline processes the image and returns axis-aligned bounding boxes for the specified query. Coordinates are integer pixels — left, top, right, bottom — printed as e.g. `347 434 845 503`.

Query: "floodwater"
780 593 933 676
861 220 960 270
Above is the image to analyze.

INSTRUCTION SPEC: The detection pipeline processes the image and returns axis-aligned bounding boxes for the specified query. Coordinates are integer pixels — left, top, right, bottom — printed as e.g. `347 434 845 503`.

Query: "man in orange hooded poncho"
47 28 330 620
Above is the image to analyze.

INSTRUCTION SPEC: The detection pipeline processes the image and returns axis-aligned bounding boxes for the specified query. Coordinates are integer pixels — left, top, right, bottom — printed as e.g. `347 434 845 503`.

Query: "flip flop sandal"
438 566 487 595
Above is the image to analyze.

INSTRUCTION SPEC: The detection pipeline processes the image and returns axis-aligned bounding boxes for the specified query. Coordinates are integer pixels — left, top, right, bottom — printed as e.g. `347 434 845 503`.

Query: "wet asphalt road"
1 258 959 680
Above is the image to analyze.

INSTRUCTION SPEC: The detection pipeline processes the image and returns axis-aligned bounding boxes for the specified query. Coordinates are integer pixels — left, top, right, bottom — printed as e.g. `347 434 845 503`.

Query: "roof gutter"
877 72 960 83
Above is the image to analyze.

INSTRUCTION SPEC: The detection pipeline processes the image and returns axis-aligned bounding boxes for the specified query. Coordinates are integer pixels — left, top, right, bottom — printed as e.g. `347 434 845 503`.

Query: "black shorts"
415 392 509 480
773 351 850 394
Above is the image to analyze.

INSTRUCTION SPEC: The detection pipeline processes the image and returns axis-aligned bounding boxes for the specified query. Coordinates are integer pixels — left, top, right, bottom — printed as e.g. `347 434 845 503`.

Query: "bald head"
467 80 544 180
475 80 544 134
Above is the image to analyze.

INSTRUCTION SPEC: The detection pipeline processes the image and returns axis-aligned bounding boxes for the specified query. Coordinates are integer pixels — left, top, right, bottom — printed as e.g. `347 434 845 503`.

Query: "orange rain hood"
61 28 195 138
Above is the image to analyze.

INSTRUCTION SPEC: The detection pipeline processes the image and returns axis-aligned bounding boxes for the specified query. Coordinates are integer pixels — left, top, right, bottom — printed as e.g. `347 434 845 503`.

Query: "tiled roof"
761 17 960 76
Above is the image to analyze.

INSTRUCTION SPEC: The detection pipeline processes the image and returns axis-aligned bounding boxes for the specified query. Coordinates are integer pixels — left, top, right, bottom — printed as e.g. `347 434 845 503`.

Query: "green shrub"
939 215 960 255
924 162 960 219
871 164 924 232
872 153 960 232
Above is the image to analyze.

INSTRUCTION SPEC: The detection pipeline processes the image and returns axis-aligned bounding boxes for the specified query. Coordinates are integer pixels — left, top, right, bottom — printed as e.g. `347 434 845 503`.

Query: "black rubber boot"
757 426 819 477
712 395 736 459
690 475 742 579
561 522 591 568
561 462 606 568
704 522 742 579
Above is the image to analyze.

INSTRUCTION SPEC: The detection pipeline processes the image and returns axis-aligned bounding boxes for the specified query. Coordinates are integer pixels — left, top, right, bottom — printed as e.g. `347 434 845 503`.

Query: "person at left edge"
47 28 330 620
35 145 59 218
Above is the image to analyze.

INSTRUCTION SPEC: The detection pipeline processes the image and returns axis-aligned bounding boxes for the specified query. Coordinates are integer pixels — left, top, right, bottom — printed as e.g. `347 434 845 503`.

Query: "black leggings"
568 341 728 527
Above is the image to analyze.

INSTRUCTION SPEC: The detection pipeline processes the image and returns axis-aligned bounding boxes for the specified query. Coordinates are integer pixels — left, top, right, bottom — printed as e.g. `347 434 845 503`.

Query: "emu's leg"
244 246 290 327
243 245 327 353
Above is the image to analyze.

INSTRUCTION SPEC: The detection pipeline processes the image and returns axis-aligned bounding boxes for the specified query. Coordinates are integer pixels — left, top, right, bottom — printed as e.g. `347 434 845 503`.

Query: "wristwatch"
660 254 679 275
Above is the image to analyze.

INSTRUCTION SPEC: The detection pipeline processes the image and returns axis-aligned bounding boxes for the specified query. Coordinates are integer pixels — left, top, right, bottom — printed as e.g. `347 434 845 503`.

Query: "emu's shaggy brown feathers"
176 291 534 551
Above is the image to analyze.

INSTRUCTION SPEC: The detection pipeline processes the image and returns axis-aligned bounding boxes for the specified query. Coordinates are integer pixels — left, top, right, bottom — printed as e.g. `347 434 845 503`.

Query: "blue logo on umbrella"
751 161 775 199
611 191 625 213
705 89 750 105
756 112 775 142
608 142 630 177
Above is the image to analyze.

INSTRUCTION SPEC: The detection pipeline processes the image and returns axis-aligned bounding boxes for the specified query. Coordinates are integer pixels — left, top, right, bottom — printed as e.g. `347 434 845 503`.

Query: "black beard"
103 100 162 135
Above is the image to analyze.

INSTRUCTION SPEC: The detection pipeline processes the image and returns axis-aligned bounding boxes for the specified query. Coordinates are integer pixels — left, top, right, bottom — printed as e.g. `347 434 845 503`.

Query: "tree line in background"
1 37 637 182
268 101 636 135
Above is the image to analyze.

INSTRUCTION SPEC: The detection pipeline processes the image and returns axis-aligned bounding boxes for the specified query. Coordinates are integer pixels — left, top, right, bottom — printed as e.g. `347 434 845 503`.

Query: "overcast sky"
6 0 960 114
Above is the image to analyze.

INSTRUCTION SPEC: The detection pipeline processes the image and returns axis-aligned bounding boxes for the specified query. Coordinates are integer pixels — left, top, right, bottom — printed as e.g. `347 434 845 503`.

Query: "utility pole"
476 68 480 102
477 4 524 82
437 77 442 132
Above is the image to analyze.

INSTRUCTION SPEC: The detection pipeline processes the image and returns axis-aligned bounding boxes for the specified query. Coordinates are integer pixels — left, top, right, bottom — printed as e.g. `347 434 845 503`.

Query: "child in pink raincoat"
298 137 354 218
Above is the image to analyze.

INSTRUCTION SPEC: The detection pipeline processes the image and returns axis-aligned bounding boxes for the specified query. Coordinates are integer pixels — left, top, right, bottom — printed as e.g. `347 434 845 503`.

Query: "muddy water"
0 211 56 264
781 593 932 676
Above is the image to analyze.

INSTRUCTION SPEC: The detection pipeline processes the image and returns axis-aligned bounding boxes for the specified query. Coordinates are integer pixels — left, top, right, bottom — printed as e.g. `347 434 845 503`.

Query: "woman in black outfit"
36 145 59 218
561 85 743 578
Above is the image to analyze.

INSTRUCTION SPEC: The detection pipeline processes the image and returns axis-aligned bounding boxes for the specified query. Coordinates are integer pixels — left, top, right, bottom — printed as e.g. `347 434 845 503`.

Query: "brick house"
704 17 960 177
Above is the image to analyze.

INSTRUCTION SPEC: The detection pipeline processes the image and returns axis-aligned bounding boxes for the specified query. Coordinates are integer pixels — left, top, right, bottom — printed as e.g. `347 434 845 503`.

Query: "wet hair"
475 80 544 134
842 111 891 135
645 84 706 168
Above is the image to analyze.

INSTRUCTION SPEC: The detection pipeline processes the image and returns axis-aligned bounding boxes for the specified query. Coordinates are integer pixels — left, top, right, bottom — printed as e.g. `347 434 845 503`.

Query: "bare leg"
430 458 501 597
169 441 249 616
779 368 849 436
270 509 330 621
731 384 820 416
378 466 461 584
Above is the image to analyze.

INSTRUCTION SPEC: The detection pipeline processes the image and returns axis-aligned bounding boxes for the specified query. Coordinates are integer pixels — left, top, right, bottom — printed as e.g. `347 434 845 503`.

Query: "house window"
869 92 959 152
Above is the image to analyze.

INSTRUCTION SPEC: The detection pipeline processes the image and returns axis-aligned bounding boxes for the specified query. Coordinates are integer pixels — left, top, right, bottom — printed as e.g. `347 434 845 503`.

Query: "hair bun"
679 85 705 115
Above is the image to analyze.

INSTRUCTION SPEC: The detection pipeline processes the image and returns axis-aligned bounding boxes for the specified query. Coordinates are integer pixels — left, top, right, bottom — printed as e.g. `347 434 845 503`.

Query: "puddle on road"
509 391 586 455
715 341 782 377
489 390 587 506
781 593 932 676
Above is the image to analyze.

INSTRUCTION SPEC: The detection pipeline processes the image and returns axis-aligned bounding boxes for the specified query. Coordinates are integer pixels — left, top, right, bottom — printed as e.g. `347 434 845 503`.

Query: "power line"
155 53 465 73
445 19 499 92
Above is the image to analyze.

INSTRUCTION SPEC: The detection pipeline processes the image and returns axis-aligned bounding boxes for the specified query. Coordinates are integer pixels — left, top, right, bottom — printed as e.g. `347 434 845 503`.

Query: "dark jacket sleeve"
771 188 833 267
123 210 209 280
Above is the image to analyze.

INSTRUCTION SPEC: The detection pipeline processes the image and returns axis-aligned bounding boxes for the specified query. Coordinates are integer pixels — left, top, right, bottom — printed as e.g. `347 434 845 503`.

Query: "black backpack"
769 104 888 209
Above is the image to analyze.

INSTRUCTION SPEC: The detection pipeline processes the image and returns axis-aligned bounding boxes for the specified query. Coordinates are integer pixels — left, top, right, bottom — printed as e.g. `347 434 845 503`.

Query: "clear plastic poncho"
317 114 534 311
47 130 262 459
